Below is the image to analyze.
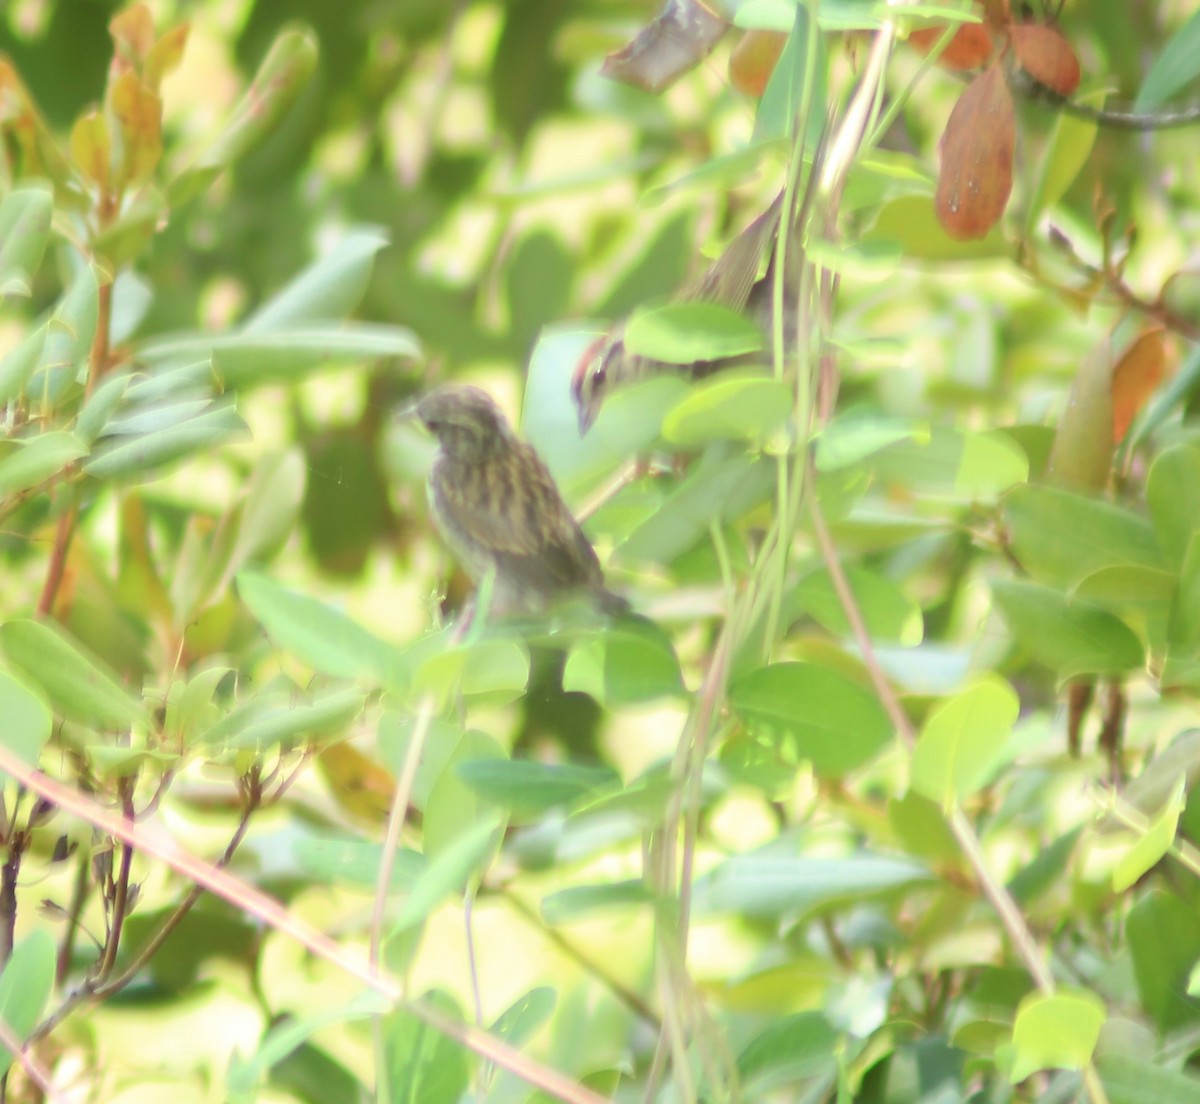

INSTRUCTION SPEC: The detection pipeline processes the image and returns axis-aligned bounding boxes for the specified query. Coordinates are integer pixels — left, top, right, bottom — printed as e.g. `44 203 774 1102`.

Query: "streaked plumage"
417 384 628 616
571 191 790 434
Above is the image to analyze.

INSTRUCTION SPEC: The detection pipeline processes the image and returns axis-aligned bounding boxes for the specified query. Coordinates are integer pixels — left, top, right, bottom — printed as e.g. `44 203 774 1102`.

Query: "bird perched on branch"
415 384 628 617
571 189 800 434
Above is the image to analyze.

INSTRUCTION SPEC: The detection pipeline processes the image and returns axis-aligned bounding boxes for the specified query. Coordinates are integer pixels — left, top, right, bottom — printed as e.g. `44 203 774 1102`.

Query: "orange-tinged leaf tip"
936 64 1015 240
1111 328 1167 443
1009 23 1081 96
908 24 994 70
729 30 787 97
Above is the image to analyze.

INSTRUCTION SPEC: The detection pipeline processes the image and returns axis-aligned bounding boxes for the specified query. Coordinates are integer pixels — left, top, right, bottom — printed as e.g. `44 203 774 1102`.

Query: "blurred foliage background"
1 0 1200 1102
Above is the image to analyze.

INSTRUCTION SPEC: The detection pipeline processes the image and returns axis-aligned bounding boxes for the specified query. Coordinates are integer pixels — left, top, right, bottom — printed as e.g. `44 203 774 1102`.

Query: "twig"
0 1016 68 1104
0 746 611 1104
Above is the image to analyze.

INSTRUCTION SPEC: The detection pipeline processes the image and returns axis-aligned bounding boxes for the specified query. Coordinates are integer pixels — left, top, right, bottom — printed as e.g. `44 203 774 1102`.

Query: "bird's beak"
576 399 598 436
396 398 422 425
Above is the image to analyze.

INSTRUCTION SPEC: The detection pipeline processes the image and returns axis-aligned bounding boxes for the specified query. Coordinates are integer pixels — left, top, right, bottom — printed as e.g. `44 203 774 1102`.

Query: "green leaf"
814 415 921 470
1009 990 1105 1081
415 637 531 706
0 930 55 1078
624 302 765 365
196 686 365 751
74 370 132 443
1006 484 1163 588
562 620 683 705
793 565 923 644
293 837 424 891
619 449 775 563
84 398 247 478
1127 889 1200 1031
694 852 933 918
244 227 391 332
0 185 52 297
169 27 320 205
0 324 48 404
0 619 147 730
991 580 1145 681
0 669 52 769
381 991 468 1104
737 1011 839 1093
456 759 621 819
1147 444 1200 565
423 729 508 857
1097 1054 1200 1104
1135 10 1200 110
662 372 792 445
865 195 1007 261
911 676 1020 811
0 431 87 497
1099 729 1200 834
541 880 655 924
730 662 893 777
227 992 391 1103
753 4 821 145
875 426 1028 499
1026 94 1100 226
391 817 502 933
490 988 556 1050
1112 776 1185 893
237 571 396 682
39 263 99 382
137 324 421 387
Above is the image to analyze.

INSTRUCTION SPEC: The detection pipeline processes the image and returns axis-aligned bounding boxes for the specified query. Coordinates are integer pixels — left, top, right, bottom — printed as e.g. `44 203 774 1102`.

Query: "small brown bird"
416 384 628 617
571 191 794 434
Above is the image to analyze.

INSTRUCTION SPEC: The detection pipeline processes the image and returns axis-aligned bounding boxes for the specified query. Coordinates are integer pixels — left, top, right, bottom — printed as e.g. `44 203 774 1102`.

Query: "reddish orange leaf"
908 24 994 70
1111 328 1167 443
936 63 1015 240
729 30 787 97
1009 24 1081 95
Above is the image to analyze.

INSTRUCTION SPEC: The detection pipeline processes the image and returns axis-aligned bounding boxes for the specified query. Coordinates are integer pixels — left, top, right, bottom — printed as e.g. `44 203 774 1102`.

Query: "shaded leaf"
1134 9 1200 111
991 579 1145 680
601 0 729 94
730 662 893 777
0 431 87 497
911 676 1020 810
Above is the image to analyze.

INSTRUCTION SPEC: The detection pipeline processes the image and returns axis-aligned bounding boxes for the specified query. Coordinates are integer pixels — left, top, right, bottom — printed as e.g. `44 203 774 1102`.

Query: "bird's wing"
432 447 603 595
682 190 784 314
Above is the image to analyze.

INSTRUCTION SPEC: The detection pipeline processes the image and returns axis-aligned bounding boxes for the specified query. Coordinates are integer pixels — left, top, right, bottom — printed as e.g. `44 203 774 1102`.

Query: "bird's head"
415 385 512 462
570 334 622 436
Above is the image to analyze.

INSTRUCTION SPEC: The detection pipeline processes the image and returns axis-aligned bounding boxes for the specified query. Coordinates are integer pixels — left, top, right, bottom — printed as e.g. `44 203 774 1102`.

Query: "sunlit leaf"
911 676 1020 810
1009 990 1105 1080
730 662 893 777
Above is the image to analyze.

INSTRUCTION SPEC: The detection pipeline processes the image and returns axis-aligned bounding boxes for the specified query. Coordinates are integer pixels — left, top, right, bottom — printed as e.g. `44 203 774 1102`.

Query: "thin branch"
0 746 611 1104
0 1017 69 1104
